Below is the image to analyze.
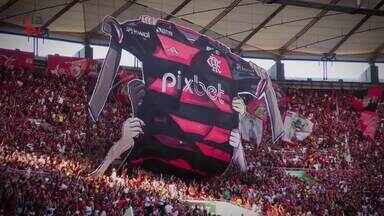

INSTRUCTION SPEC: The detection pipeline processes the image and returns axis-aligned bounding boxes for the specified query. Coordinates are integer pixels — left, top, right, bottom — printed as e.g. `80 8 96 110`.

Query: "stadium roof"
0 0 384 62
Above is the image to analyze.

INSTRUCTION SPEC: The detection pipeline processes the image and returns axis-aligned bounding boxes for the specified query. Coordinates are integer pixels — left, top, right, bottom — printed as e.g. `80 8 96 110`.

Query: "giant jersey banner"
89 16 283 176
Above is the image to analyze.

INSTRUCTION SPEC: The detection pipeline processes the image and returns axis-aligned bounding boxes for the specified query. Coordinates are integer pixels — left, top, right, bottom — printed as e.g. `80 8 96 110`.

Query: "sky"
1 33 382 82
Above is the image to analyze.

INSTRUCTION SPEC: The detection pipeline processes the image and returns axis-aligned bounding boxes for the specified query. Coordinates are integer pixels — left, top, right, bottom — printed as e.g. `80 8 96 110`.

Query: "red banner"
0 48 34 71
359 111 378 140
47 55 100 78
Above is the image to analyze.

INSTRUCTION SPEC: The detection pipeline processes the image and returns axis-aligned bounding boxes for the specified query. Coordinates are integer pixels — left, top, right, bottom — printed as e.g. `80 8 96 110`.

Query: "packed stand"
1 63 384 215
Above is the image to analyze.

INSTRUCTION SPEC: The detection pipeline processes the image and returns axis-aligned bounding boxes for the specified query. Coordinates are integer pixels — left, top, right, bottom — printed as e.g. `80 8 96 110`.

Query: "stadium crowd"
1 64 383 215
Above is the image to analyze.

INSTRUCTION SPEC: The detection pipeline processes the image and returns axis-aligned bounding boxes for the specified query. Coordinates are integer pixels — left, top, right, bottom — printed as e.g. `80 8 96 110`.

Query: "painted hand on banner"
232 97 246 116
122 117 145 140
89 117 145 177
106 117 145 160
139 15 158 25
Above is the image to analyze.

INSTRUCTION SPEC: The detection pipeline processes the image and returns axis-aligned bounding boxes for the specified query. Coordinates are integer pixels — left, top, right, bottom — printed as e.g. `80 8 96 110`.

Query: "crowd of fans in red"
1 65 383 215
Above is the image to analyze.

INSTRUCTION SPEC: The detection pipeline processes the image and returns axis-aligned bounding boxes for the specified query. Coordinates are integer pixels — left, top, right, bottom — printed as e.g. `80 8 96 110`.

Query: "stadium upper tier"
0 0 383 62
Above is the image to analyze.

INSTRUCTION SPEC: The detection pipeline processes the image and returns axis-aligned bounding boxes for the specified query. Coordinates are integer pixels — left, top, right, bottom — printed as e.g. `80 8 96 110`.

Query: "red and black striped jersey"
102 18 263 176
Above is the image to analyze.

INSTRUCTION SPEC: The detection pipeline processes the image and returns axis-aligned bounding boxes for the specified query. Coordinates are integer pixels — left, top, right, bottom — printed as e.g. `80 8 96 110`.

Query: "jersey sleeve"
88 17 123 121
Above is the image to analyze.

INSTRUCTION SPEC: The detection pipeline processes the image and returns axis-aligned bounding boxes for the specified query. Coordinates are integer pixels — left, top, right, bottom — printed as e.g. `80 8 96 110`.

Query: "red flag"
47 55 99 78
359 111 378 139
23 16 43 37
350 96 364 111
367 85 382 99
0 48 34 71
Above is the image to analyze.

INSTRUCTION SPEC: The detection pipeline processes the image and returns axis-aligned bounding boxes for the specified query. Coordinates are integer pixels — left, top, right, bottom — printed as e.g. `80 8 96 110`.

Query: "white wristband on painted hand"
229 129 241 148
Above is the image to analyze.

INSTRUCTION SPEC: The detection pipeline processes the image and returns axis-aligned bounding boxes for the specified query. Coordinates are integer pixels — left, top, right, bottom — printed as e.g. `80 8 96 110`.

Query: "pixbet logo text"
161 72 225 103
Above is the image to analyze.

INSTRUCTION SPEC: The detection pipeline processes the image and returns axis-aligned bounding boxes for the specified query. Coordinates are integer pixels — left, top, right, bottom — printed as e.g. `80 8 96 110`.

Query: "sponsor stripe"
130 136 230 175
141 91 237 130
203 126 231 144
196 142 231 162
153 34 199 66
170 114 211 136
153 134 195 152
